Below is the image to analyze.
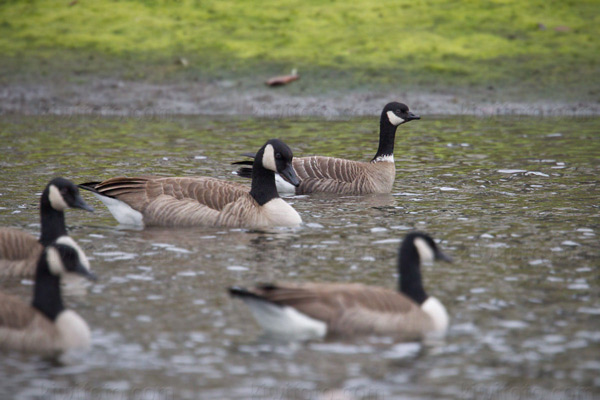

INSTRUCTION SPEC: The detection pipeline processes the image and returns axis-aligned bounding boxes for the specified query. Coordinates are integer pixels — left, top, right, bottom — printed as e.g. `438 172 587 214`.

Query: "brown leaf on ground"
266 70 299 87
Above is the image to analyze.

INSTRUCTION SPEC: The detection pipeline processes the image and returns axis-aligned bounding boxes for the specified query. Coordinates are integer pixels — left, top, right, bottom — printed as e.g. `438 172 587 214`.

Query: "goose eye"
275 153 282 159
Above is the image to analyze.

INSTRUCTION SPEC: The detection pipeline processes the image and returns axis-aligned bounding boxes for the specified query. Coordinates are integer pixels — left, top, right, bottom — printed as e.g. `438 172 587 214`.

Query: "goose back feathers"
79 139 302 228
0 233 46 277
229 232 450 339
233 102 420 195
290 156 396 195
0 178 94 277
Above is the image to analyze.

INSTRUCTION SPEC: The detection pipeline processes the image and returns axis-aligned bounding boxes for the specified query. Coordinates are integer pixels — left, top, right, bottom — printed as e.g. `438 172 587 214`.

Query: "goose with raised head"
0 177 94 277
233 102 420 195
0 236 97 355
229 232 451 340
79 139 302 228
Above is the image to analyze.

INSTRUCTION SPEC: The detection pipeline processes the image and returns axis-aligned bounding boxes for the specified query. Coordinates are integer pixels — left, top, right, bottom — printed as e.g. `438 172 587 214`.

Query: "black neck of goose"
249 164 279 206
31 256 65 321
372 116 398 161
398 246 428 305
39 192 67 246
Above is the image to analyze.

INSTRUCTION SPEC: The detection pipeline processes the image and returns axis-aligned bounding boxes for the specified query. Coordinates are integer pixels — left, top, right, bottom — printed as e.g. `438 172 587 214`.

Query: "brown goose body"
291 156 395 195
80 140 302 229
237 282 435 337
0 228 43 277
229 232 451 340
82 176 300 228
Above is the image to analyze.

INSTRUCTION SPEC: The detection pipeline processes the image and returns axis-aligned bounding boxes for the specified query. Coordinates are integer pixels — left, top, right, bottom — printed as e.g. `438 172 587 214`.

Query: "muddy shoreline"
1 79 598 117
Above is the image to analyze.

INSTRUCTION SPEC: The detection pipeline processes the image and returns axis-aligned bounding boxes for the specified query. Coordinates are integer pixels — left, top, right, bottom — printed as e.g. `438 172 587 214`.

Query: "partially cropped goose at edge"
233 102 420 195
79 139 302 228
0 236 97 356
229 232 451 340
0 177 94 277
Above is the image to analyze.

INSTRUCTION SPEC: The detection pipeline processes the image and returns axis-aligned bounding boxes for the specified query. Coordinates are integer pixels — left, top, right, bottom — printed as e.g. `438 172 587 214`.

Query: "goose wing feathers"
292 157 394 195
293 156 361 192
0 293 37 329
89 176 257 227
0 228 42 277
250 282 434 335
0 228 41 260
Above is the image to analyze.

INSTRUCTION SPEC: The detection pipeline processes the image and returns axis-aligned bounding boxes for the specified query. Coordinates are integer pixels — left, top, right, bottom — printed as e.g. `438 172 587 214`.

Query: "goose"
0 236 97 355
233 102 420 195
229 232 451 340
0 177 94 277
79 139 302 228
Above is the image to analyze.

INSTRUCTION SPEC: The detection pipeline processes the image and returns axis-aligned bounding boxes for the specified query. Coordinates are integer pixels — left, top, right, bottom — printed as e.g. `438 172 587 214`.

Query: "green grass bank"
0 0 598 100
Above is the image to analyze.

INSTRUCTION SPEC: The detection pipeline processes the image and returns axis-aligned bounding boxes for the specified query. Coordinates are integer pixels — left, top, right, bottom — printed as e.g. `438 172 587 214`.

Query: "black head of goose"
0 236 97 355
232 102 420 195
372 101 420 163
0 177 94 277
38 177 95 245
79 139 302 228
249 138 300 205
228 232 450 340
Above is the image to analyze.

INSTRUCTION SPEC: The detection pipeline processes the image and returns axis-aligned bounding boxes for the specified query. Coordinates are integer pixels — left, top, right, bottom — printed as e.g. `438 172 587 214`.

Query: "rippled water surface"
0 115 598 399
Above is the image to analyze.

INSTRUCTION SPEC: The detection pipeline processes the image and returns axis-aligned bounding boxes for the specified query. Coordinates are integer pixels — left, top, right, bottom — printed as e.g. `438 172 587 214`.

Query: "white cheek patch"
414 238 435 263
56 236 91 271
46 247 65 275
387 111 405 126
261 144 277 172
48 185 69 211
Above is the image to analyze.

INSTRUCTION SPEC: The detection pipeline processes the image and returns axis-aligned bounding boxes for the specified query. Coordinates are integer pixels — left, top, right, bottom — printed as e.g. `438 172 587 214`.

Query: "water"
0 115 598 399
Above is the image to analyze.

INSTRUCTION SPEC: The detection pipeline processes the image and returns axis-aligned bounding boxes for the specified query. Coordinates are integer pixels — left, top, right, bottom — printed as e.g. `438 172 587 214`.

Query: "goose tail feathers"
78 182 104 196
